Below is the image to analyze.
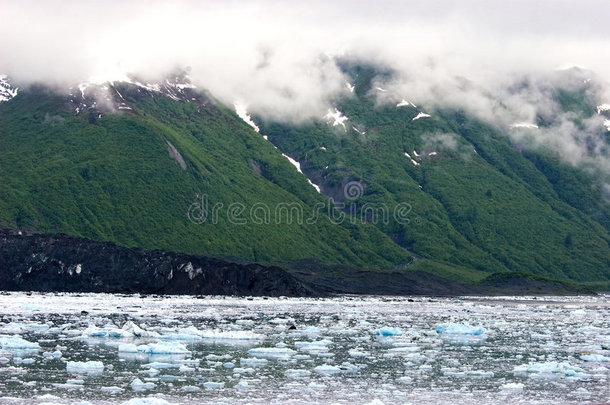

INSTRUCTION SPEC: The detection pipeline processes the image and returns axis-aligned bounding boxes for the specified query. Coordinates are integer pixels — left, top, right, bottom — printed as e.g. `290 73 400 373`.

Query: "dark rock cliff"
0 230 316 297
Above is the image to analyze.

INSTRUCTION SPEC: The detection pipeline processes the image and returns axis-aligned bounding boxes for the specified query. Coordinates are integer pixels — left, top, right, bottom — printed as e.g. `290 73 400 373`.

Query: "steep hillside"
256 66 610 283
0 77 410 269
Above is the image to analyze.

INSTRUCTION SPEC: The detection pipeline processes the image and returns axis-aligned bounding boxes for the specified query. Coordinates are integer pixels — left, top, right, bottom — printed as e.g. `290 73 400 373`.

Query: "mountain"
255 65 610 287
1 67 609 289
0 73 410 271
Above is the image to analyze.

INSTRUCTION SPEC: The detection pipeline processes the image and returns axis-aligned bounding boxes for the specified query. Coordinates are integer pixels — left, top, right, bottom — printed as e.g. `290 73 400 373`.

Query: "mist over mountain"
1 0 610 289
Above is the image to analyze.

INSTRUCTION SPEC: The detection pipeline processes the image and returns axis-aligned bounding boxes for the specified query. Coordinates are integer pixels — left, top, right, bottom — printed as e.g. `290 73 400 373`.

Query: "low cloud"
2 0 610 174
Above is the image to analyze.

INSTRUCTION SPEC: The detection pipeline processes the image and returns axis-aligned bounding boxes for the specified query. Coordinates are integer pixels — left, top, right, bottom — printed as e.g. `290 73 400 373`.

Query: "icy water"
0 292 608 404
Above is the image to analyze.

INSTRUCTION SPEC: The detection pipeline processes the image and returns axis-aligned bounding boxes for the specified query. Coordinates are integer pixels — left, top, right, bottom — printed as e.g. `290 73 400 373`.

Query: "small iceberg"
0 335 40 350
131 378 156 391
581 353 610 362
513 361 588 378
118 341 190 355
436 323 487 344
66 360 105 374
375 327 403 337
247 347 296 359
314 364 342 375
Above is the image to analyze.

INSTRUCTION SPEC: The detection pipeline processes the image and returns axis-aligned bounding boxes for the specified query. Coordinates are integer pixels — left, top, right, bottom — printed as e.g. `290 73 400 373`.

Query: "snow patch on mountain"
234 103 260 132
345 82 354 93
397 99 416 108
412 112 431 121
352 126 366 135
325 108 348 129
510 122 539 129
604 120 610 132
282 154 321 193
404 152 419 166
0 75 18 102
597 104 610 114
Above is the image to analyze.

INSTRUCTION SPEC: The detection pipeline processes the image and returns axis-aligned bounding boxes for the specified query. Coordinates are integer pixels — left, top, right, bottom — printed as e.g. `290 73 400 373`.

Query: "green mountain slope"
256 67 610 283
1 68 609 287
0 83 410 268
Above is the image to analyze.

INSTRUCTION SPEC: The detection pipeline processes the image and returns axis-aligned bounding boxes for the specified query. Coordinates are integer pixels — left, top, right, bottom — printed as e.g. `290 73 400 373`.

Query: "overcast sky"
1 0 609 120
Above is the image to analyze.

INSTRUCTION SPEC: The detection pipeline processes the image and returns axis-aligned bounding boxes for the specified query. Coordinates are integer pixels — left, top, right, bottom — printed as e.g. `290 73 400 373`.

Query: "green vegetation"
257 67 610 284
1 68 609 287
0 84 410 268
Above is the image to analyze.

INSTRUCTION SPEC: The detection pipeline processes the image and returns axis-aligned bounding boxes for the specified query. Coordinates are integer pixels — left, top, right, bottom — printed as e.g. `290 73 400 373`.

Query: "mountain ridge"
1 67 609 288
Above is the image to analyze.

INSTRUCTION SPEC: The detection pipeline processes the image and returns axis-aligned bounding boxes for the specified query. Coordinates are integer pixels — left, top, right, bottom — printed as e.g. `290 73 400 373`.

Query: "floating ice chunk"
123 321 157 338
436 323 487 344
20 303 45 311
436 323 485 335
200 330 264 341
290 326 321 337
101 386 124 394
179 364 195 373
234 103 260 132
203 381 224 389
0 335 40 350
375 327 403 337
82 324 132 339
66 361 104 374
120 341 190 355
348 349 370 357
43 350 62 358
324 108 348 130
314 364 342 375
240 357 268 367
285 368 311 378
513 361 587 378
247 347 296 359
501 382 524 391
412 112 431 121
142 362 181 369
121 398 173 405
181 385 201 392
131 378 156 391
466 369 494 378
581 354 610 362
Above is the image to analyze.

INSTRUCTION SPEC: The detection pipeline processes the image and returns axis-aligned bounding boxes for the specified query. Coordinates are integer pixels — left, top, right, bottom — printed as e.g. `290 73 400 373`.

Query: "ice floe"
0 335 40 350
118 341 190 355
436 323 487 344
513 361 588 378
66 360 105 374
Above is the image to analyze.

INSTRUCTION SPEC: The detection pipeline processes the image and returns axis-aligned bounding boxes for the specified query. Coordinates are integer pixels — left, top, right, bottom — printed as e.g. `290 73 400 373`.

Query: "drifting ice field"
0 293 608 404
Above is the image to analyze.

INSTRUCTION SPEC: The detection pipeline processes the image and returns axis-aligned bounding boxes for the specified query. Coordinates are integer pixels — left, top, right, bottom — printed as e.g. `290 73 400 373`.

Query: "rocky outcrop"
0 230 316 297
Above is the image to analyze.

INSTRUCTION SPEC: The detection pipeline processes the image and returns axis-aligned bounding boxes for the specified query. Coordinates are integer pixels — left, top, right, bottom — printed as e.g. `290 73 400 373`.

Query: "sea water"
0 292 608 404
